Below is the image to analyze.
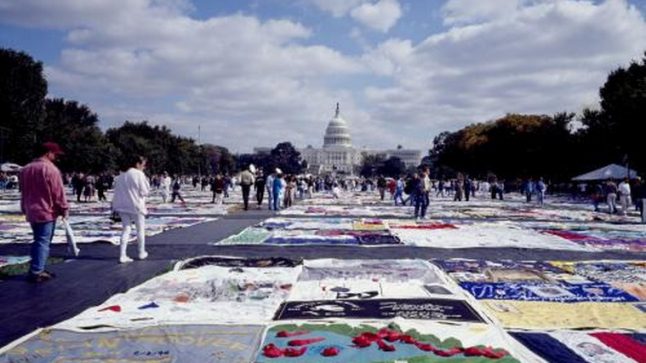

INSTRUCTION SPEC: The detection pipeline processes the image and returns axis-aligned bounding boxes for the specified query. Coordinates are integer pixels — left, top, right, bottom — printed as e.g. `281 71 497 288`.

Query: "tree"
0 48 47 163
379 156 406 178
429 113 575 180
595 52 646 171
41 98 114 173
106 121 201 175
203 144 236 175
269 142 302 175
359 153 385 177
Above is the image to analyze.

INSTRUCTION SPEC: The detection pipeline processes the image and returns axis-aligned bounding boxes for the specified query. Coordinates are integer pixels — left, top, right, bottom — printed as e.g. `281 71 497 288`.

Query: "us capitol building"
256 103 422 175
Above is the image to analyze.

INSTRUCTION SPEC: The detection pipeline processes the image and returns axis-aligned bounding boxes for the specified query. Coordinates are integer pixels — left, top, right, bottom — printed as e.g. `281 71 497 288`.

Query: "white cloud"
309 0 364 17
307 0 402 32
362 0 646 142
3 0 646 153
350 0 403 32
441 0 523 25
12 1 369 152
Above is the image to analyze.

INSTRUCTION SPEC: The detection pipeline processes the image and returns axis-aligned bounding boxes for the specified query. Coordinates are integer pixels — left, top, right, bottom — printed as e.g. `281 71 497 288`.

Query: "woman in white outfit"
159 171 171 203
112 155 150 263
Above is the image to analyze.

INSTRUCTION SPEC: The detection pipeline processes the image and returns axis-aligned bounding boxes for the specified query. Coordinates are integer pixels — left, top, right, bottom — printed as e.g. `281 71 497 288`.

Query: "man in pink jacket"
20 142 69 283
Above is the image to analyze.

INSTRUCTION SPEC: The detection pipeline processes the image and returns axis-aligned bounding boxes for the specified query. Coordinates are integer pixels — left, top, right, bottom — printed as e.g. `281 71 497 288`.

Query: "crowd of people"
14 142 646 283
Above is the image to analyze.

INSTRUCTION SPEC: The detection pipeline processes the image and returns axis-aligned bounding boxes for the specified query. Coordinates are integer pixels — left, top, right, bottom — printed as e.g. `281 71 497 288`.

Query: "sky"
1 0 645 153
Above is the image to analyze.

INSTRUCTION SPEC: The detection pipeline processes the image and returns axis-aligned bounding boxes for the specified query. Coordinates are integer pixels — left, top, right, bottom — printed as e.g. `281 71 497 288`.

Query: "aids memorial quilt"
255 320 542 362
0 325 263 363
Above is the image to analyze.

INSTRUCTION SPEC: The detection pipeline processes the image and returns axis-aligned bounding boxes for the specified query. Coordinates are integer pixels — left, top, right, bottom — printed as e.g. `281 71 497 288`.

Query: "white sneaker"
119 256 133 264
138 251 149 260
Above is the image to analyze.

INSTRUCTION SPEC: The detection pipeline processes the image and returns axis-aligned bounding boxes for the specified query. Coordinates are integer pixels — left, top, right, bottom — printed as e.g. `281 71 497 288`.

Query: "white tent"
0 162 22 173
572 163 639 181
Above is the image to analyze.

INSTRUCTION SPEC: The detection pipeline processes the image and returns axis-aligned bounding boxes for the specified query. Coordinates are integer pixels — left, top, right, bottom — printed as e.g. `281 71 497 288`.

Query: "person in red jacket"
20 142 69 283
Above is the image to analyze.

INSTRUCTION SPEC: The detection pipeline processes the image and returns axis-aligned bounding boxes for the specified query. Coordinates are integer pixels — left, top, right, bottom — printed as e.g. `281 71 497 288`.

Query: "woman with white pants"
111 155 150 263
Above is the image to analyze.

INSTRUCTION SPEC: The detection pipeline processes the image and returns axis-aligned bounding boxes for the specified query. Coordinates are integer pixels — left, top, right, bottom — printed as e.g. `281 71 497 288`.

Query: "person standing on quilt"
605 179 618 214
159 171 171 203
633 177 646 223
394 175 405 206
284 175 295 208
536 177 546 205
618 178 631 216
266 171 275 210
112 155 150 264
464 175 472 201
20 142 69 283
412 173 426 220
377 175 387 201
422 167 431 209
239 165 255 211
307 176 315 198
454 175 464 202
96 173 109 202
272 171 285 211
211 173 225 205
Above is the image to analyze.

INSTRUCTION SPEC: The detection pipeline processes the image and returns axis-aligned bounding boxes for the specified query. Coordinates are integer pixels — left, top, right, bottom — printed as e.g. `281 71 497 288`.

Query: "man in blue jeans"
19 142 69 283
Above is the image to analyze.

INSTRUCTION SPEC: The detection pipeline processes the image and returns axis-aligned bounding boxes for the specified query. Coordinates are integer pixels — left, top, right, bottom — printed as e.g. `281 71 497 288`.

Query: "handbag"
62 218 80 257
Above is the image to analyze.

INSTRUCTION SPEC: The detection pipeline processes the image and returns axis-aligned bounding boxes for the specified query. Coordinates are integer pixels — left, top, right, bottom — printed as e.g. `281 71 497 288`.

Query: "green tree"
430 113 575 180
41 98 114 173
379 156 406 178
269 142 302 175
203 144 236 175
359 153 385 177
106 121 201 175
0 48 47 163
596 52 646 171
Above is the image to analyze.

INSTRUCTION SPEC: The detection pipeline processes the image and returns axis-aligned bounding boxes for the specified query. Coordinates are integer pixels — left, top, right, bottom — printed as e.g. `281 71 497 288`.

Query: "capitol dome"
323 103 352 148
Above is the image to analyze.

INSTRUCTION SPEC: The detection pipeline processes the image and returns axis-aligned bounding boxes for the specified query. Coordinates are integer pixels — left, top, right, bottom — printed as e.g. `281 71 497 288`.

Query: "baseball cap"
43 142 64 155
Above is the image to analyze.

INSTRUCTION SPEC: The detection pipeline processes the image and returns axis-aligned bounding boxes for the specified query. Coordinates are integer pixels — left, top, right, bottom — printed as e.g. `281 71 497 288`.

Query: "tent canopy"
572 163 639 181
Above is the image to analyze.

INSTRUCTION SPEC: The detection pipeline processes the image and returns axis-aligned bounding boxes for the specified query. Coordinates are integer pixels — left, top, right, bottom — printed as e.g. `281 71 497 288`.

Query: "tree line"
0 48 303 176
427 52 646 181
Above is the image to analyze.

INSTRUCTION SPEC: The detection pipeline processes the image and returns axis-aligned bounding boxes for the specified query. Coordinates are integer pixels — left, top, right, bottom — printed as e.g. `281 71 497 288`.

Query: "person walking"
393 175 405 206
633 177 645 223
436 179 445 198
605 179 618 214
211 174 225 205
272 172 285 211
454 176 464 202
83 174 96 202
412 174 427 220
20 142 69 282
97 173 109 202
464 176 472 201
239 165 255 211
284 175 295 208
254 170 266 208
377 175 387 201
266 172 275 210
112 155 150 263
72 172 84 202
307 176 314 198
536 177 546 205
171 175 186 204
618 178 631 216
159 171 171 203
